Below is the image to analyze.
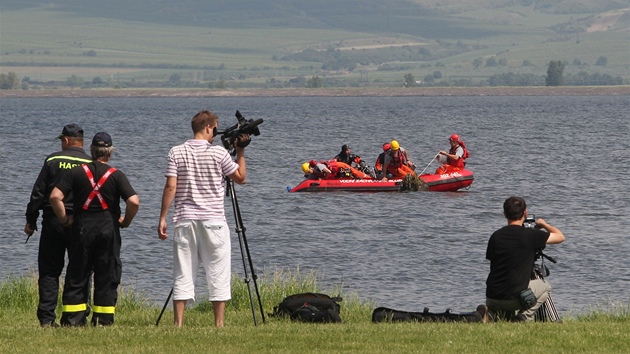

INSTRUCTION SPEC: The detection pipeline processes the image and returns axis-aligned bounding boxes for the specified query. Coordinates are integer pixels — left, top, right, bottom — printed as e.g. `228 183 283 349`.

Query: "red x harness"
82 165 117 210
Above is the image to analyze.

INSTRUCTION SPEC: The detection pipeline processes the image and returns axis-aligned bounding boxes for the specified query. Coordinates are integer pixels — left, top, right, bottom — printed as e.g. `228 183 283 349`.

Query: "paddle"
419 153 439 175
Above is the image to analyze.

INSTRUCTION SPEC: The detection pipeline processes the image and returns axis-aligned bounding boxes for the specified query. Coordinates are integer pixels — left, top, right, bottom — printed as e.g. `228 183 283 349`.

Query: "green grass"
0 269 630 353
0 271 628 353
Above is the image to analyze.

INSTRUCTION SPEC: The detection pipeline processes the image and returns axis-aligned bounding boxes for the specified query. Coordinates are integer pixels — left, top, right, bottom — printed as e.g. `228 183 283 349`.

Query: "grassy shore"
1 271 628 353
1 86 629 98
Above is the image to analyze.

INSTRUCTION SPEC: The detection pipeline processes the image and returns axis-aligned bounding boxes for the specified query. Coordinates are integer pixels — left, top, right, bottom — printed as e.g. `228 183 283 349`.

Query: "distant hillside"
1 0 628 88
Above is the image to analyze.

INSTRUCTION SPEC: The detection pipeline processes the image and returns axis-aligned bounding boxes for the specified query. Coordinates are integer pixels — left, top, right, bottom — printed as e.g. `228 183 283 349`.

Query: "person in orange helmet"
436 134 470 174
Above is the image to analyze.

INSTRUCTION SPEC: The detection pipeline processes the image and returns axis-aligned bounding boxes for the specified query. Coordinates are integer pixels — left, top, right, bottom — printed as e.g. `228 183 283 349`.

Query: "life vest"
82 165 117 210
447 143 469 169
390 149 408 167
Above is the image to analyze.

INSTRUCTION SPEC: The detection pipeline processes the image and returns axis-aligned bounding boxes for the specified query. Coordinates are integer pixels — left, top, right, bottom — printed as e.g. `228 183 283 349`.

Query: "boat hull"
289 170 474 193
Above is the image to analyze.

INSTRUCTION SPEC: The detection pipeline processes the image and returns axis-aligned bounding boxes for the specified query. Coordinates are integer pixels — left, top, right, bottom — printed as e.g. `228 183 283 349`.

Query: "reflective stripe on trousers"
62 303 88 313
93 305 115 314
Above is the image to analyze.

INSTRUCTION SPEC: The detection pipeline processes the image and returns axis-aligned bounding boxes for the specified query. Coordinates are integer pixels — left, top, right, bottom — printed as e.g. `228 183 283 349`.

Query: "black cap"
342 144 350 151
92 132 113 147
57 123 84 139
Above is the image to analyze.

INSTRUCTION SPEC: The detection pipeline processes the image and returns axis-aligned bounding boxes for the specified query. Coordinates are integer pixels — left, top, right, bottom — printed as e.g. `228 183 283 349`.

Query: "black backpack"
270 293 342 323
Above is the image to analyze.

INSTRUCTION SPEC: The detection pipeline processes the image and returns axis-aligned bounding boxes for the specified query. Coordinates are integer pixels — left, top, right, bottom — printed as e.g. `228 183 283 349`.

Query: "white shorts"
172 219 231 302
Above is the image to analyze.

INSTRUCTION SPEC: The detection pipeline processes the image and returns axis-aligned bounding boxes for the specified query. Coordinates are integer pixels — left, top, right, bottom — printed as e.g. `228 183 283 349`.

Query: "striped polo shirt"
165 139 239 223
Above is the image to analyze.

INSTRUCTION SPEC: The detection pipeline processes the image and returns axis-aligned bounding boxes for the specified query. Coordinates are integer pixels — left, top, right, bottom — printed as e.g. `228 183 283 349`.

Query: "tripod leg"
543 295 561 322
155 287 173 326
238 222 266 324
227 179 265 325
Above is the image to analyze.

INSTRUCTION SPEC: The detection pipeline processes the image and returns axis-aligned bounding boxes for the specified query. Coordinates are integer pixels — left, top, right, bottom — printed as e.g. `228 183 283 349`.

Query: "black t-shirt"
56 161 136 218
334 153 358 165
485 225 549 299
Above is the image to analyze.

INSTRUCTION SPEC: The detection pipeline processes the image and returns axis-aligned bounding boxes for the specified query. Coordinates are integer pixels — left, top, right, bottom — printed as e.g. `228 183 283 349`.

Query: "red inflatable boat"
289 169 474 193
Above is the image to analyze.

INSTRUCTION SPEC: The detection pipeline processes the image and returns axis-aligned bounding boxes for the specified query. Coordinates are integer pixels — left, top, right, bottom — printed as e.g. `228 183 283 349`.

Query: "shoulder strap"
82 165 117 210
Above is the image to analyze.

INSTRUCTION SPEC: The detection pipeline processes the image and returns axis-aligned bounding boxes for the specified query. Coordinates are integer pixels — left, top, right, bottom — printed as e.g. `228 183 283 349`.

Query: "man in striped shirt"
158 110 249 327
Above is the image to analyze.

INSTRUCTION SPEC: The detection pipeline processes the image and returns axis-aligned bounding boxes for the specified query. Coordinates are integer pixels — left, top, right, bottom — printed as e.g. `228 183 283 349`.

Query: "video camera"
523 215 536 229
216 110 263 152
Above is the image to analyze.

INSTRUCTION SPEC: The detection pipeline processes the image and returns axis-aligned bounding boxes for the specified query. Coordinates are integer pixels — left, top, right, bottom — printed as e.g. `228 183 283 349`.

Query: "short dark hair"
503 196 526 221
191 110 218 133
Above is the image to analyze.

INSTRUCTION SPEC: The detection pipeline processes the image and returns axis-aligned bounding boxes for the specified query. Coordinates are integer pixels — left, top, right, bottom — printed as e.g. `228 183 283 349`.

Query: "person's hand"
24 223 35 236
61 215 74 228
439 150 447 155
235 134 251 148
158 219 168 240
381 177 388 181
119 216 130 228
535 218 548 229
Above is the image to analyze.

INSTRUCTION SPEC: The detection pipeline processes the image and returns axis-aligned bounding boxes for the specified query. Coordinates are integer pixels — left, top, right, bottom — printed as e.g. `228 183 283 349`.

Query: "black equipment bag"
270 293 342 323
372 306 483 323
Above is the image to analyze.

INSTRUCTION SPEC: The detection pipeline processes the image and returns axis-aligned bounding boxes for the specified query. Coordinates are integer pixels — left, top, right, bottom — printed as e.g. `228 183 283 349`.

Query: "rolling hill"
1 0 628 88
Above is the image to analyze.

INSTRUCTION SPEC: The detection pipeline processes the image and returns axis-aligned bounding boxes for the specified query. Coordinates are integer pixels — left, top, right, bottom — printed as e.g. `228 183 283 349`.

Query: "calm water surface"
1 95 628 316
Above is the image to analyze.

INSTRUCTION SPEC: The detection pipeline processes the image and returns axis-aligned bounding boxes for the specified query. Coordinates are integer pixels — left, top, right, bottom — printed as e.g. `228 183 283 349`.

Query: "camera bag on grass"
372 306 483 323
270 293 342 323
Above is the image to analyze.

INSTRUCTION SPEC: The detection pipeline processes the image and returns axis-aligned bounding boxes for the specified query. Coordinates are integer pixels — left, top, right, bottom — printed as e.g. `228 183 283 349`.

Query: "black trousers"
61 212 122 326
37 213 71 325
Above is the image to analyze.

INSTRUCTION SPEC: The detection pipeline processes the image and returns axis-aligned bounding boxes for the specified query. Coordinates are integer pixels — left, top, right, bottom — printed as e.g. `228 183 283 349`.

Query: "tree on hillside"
595 56 608 66
306 75 323 88
66 75 84 88
485 57 497 67
404 73 416 87
546 60 565 86
215 79 228 89
0 72 20 90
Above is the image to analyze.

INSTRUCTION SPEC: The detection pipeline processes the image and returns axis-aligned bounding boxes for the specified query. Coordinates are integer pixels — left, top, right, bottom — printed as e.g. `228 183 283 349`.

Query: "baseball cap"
92 132 113 147
57 123 84 139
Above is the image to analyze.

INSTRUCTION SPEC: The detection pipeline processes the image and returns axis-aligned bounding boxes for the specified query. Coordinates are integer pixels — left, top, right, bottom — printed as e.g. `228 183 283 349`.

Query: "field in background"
1 1 628 88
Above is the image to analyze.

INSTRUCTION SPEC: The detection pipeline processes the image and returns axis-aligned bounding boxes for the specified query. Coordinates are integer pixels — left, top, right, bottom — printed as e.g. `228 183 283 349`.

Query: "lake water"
1 94 628 316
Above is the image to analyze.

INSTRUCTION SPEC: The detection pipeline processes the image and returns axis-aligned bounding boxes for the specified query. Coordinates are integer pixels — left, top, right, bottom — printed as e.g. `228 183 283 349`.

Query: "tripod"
532 250 561 322
225 177 266 326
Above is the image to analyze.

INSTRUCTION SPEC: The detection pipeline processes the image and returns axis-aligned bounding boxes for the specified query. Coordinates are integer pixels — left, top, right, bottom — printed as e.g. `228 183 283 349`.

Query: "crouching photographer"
158 109 261 328
484 196 565 322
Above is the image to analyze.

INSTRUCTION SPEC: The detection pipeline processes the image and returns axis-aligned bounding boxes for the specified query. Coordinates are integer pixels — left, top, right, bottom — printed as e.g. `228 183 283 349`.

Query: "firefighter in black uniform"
50 132 139 326
24 123 92 327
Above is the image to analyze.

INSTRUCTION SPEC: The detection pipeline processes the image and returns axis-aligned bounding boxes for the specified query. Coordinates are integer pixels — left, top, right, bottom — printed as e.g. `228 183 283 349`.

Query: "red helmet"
382 143 391 151
309 159 317 167
449 134 460 142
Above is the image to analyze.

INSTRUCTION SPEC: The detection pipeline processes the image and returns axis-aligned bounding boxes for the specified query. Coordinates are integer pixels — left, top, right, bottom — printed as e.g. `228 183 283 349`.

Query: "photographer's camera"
523 215 536 228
